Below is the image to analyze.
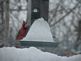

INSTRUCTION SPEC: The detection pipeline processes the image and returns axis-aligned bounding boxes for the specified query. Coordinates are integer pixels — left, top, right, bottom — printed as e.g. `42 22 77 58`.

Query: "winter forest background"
0 0 81 56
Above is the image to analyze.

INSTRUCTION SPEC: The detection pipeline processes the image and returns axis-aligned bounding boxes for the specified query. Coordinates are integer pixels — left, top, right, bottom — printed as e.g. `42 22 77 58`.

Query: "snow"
22 18 54 42
0 47 81 61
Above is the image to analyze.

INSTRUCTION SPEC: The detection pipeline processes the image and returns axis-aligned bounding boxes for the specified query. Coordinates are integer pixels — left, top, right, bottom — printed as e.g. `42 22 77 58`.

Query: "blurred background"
0 0 81 56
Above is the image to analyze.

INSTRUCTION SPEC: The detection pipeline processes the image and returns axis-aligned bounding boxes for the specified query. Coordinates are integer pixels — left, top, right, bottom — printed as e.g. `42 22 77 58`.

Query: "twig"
51 3 79 27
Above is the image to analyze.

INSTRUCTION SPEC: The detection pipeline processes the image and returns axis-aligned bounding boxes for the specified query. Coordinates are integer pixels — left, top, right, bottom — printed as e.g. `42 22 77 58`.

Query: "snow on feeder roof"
21 18 54 42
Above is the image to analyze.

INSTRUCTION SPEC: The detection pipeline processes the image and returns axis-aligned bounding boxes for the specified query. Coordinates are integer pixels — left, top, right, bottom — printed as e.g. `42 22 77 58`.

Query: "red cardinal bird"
16 21 28 40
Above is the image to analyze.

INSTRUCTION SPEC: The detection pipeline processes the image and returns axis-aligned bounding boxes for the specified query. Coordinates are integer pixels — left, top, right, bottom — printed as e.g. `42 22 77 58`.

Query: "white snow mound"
0 47 81 61
22 18 54 42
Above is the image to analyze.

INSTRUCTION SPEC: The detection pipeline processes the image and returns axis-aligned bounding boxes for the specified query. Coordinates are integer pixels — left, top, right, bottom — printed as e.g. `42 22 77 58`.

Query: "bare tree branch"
51 3 79 27
49 3 60 22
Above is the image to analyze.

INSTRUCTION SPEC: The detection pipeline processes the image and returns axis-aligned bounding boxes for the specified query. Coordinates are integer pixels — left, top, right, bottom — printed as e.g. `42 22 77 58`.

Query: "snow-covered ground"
22 18 54 42
0 47 81 61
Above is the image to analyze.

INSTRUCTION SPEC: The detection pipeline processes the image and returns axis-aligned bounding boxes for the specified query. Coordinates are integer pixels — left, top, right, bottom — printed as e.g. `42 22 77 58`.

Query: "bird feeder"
27 0 49 25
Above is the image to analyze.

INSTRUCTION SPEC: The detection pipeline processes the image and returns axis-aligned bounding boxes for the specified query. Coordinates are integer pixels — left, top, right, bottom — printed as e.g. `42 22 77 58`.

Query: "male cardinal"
16 21 29 40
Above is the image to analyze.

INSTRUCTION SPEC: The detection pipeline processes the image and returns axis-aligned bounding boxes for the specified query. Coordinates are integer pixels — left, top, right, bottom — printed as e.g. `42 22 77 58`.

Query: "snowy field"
0 47 81 61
